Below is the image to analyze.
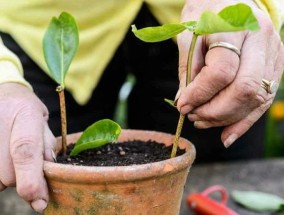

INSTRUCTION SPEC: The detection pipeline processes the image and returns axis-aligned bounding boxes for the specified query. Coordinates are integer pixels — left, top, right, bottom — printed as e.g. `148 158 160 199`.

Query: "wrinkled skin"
176 0 284 147
0 83 56 213
1 1 284 213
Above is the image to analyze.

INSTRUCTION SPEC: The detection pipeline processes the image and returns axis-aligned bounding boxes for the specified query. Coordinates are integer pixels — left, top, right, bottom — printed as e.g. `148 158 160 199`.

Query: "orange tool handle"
187 185 238 215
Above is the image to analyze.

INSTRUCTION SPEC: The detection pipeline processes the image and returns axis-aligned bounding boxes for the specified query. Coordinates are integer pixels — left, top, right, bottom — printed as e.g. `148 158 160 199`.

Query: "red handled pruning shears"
187 185 238 215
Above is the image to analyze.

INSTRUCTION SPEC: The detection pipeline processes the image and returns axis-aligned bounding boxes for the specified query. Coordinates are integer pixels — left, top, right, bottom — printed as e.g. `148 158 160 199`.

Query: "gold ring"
208 42 241 57
261 79 278 94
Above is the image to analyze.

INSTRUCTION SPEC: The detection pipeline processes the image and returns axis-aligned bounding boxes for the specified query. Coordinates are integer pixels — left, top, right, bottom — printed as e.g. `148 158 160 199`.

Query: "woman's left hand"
176 0 284 147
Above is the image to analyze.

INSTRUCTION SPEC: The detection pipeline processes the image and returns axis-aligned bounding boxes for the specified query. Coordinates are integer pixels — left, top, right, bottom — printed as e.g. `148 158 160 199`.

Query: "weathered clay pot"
43 129 196 215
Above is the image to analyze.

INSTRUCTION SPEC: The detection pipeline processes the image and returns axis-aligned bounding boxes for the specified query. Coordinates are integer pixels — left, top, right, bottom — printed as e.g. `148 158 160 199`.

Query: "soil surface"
57 140 185 166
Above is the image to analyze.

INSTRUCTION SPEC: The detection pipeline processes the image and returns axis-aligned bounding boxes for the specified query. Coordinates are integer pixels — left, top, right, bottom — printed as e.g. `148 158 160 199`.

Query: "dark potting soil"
57 140 186 166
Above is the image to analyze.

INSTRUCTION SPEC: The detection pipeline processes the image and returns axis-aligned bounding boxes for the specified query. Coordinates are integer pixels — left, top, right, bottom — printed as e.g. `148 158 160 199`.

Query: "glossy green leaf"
195 3 259 35
131 23 187 42
43 12 79 87
70 119 121 156
231 190 284 212
132 4 259 41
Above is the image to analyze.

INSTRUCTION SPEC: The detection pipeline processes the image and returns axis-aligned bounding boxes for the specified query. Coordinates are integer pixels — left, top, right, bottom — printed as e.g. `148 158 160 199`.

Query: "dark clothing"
0 5 264 163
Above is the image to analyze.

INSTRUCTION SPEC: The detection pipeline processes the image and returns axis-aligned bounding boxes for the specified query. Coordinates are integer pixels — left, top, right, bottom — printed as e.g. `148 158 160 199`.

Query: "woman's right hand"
0 83 56 213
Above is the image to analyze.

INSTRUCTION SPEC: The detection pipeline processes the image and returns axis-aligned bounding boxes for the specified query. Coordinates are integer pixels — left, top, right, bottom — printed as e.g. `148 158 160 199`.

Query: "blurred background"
264 25 284 158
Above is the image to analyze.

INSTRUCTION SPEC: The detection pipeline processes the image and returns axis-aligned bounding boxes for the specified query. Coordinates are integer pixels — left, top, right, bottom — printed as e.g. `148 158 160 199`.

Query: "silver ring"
208 42 241 57
261 79 278 94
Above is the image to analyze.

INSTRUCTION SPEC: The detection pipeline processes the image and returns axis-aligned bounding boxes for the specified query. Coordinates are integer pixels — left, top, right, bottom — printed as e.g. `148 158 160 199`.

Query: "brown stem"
171 114 185 158
171 33 198 158
56 86 67 157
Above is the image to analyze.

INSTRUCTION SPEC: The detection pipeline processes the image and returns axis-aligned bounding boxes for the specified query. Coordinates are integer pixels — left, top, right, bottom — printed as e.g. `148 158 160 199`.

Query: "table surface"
1 158 283 215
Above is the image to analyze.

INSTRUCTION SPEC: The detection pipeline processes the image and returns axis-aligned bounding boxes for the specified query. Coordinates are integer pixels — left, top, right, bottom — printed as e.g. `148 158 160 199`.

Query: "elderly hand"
176 0 284 147
0 83 56 213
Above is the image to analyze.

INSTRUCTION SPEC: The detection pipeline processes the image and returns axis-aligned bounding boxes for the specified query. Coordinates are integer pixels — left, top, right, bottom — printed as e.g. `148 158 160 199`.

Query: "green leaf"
131 23 188 42
183 21 198 31
164 98 176 108
231 190 284 212
43 12 79 87
132 4 259 41
195 3 259 35
70 119 121 156
218 3 259 31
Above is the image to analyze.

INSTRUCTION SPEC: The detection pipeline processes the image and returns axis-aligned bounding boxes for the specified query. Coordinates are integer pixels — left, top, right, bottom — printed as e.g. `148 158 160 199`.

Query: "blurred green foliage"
114 74 136 128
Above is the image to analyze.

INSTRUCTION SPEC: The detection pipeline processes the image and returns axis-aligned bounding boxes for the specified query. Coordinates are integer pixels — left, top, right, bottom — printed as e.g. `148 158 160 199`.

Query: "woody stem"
56 85 67 157
171 33 198 158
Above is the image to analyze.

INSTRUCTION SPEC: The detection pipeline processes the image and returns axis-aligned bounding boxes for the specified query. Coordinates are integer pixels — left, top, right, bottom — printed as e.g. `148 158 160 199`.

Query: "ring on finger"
209 42 241 57
261 79 278 94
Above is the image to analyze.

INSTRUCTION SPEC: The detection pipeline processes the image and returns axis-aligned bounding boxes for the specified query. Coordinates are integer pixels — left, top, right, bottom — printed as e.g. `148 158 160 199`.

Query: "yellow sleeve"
0 37 32 89
253 0 284 31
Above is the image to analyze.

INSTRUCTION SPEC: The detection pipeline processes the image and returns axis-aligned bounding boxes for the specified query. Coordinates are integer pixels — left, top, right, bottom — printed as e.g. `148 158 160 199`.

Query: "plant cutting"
42 12 195 215
41 3 260 214
42 12 122 159
132 3 260 158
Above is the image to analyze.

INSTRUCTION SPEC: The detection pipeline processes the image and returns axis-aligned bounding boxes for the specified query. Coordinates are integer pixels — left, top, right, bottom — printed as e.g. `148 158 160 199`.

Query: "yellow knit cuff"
0 38 32 90
0 60 33 89
253 0 284 31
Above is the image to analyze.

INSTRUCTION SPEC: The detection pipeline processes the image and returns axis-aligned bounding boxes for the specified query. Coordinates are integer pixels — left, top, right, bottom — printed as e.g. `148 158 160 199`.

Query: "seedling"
43 12 121 157
132 3 260 157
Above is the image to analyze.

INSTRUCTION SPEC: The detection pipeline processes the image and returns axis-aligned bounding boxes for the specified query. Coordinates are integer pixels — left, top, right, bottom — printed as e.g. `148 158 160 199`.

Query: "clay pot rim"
43 129 196 183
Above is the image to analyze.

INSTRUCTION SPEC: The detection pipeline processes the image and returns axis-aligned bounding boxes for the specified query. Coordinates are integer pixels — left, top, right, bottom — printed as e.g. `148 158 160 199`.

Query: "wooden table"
1 158 283 215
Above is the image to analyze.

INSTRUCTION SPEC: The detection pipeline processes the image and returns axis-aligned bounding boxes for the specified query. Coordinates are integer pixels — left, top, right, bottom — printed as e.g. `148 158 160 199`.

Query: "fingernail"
194 121 200 128
194 121 209 129
31 199 47 213
224 134 238 148
174 89 181 105
51 150 57 162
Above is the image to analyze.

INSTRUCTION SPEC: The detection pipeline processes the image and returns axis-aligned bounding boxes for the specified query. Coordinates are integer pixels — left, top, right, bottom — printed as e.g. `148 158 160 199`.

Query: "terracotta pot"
43 129 196 215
